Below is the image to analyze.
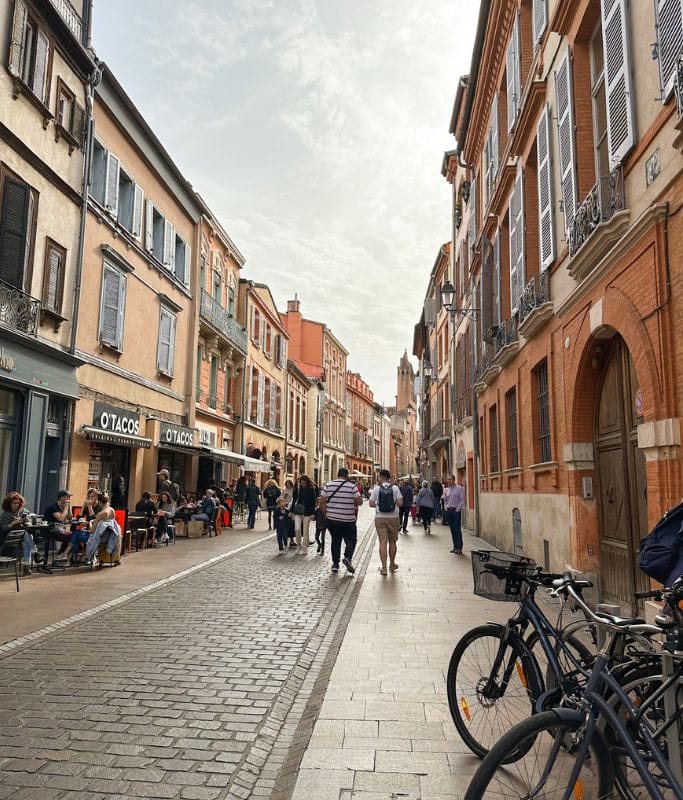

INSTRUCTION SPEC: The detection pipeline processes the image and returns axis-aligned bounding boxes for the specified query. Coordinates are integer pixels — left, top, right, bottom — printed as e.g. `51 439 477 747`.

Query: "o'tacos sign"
160 423 195 447
93 402 141 436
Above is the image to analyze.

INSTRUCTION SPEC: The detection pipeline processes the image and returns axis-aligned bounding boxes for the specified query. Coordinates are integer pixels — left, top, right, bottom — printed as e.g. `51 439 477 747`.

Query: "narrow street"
0 509 516 800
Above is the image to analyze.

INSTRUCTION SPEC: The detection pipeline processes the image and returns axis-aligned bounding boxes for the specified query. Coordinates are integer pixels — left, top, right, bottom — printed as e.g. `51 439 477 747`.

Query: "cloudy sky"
93 0 478 405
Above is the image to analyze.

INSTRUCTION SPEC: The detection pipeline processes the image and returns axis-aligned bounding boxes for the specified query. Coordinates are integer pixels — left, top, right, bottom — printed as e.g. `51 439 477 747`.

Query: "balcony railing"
474 342 495 384
518 271 550 325
675 56 683 119
0 280 41 336
492 317 518 355
200 289 248 354
454 391 472 424
49 0 83 41
569 164 625 258
429 419 451 445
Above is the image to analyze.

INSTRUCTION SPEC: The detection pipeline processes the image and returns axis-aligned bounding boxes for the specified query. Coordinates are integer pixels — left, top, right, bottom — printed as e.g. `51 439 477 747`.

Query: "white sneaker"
160 534 169 543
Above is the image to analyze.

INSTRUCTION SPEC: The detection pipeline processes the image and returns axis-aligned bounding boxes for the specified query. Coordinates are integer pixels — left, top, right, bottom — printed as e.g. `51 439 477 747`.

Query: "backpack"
377 484 396 513
169 482 180 502
638 502 683 584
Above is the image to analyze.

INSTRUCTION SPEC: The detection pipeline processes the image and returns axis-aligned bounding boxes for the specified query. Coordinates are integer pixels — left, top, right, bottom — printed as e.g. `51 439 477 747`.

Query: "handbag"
292 488 306 516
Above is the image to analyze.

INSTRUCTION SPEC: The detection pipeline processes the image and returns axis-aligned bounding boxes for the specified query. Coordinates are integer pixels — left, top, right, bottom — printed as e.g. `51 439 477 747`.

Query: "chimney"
287 295 300 313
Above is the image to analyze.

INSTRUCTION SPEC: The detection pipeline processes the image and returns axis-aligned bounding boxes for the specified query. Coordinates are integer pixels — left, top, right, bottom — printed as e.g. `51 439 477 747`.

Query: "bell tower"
396 350 415 411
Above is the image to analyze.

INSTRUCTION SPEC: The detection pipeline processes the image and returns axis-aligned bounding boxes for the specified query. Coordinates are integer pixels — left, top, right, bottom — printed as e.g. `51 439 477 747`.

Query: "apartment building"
345 371 374 478
284 359 311 482
237 281 288 483
280 298 348 482
194 213 247 490
0 0 95 509
448 0 683 611
70 64 205 507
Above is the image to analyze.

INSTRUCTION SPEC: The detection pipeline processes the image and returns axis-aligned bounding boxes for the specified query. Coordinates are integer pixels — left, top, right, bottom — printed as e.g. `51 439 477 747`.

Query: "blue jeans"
444 508 463 550
247 504 259 528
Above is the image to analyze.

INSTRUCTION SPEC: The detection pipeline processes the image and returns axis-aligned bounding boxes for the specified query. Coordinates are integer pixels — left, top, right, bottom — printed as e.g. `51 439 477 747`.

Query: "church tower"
396 350 415 410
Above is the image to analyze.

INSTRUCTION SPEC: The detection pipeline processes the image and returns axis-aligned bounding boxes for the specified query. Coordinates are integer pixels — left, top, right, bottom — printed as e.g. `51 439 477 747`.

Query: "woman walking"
291 475 317 550
416 481 436 534
281 479 296 547
263 479 281 530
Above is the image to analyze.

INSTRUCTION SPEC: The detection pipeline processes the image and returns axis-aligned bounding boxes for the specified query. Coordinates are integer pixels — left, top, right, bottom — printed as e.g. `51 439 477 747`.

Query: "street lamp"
423 360 433 379
440 280 479 320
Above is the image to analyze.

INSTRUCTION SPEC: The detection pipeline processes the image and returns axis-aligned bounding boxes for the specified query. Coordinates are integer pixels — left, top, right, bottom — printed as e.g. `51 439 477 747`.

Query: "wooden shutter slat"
100 265 124 348
656 0 683 96
183 242 191 287
537 104 555 270
601 0 635 167
0 178 30 289
104 153 120 216
144 200 153 252
132 185 144 240
33 29 49 102
533 0 547 46
555 49 578 233
45 247 61 309
493 226 501 324
8 0 27 77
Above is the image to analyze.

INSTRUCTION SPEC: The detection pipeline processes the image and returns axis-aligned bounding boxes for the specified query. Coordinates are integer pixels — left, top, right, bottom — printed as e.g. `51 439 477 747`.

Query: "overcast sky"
93 0 478 406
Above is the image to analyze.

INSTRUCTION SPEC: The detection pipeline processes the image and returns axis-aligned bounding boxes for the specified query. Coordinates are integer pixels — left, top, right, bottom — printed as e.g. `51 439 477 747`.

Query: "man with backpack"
369 469 403 576
157 469 180 502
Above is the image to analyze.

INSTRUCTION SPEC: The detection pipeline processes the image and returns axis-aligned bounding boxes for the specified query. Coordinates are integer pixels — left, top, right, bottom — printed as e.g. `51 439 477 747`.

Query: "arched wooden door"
594 336 648 612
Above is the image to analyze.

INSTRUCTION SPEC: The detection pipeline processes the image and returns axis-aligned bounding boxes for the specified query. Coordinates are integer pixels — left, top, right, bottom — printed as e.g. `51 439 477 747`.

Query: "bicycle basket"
471 550 538 601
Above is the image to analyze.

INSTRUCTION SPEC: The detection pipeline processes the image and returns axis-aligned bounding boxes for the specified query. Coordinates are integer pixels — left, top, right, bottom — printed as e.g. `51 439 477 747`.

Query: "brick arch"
568 289 661 443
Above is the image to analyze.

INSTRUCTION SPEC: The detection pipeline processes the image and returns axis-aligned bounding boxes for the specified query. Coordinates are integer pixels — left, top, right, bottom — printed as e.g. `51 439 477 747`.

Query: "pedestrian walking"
431 478 444 522
314 502 327 554
245 479 262 529
416 481 436 533
263 479 281 530
273 497 291 553
398 479 413 533
443 474 466 554
369 469 403 575
291 475 316 550
319 467 362 574
281 478 296 547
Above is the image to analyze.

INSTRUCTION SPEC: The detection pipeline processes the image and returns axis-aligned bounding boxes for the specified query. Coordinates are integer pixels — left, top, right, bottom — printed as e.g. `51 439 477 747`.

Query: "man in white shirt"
443 474 466 554
319 468 363 574
369 469 403 576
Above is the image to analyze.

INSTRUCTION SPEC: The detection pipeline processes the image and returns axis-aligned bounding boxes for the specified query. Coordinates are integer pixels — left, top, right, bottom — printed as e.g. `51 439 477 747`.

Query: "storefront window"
0 388 21 497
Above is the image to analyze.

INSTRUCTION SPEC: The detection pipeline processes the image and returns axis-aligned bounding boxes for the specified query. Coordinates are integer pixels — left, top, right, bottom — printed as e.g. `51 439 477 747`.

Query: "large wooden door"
594 336 648 612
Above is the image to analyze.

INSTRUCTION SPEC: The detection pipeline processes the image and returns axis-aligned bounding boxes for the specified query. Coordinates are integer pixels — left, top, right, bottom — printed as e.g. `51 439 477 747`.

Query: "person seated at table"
78 488 102 522
135 491 157 522
85 492 121 564
190 489 217 529
155 491 176 543
0 491 44 574
173 495 194 523
43 490 82 564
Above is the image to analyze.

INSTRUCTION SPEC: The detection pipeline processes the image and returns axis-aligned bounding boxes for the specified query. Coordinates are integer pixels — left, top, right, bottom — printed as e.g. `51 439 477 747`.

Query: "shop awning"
242 455 271 473
159 443 206 458
80 425 152 449
201 446 244 465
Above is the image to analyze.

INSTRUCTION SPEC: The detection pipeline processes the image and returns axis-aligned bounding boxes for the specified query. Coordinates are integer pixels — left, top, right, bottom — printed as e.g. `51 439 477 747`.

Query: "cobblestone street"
0 508 379 800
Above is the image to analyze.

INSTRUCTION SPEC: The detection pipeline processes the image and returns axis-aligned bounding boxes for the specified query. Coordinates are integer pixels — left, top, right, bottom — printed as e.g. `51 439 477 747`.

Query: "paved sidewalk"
290 518 513 800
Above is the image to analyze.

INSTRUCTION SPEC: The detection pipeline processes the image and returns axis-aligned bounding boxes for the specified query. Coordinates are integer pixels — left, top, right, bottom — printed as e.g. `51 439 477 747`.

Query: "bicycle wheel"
526 627 595 704
447 624 543 759
464 710 613 800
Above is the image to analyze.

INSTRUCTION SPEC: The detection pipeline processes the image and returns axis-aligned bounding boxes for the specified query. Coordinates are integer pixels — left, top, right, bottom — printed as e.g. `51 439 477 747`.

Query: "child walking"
273 497 291 553
314 503 327 555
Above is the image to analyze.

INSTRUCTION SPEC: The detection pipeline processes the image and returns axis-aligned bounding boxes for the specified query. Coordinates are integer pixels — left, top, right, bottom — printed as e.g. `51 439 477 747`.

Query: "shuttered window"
532 0 547 47
493 226 502 324
506 387 519 468
98 262 126 350
535 359 551 463
157 306 177 376
655 0 683 97
537 104 555 270
555 48 578 234
163 219 175 271
508 171 525 315
489 405 500 473
104 153 120 216
42 238 66 312
132 185 144 240
469 173 478 254
479 237 493 352
0 173 34 291
9 2 51 105
506 13 521 131
257 372 265 426
601 0 635 167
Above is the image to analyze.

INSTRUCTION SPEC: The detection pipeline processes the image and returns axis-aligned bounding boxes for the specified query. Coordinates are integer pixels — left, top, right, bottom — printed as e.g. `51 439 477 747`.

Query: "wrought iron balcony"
200 289 248 354
49 0 83 41
0 280 41 336
454 391 472 425
518 271 550 325
675 56 683 119
492 317 518 354
429 419 451 446
569 164 625 258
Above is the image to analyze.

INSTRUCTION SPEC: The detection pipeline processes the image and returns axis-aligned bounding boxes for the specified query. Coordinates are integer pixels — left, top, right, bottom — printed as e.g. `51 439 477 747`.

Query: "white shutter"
555 48 578 234
259 316 265 349
8 0 27 77
33 30 49 102
470 175 477 245
99 264 125 349
144 199 153 252
482 143 490 210
45 248 61 310
183 242 191 287
247 364 254 419
490 94 499 180
163 219 174 268
532 0 547 46
257 372 265 426
157 308 176 375
270 380 277 428
601 0 635 167
132 185 144 240
506 13 521 132
537 104 555 270
282 337 288 365
656 0 683 97
104 153 120 216
493 226 501 325
508 173 524 315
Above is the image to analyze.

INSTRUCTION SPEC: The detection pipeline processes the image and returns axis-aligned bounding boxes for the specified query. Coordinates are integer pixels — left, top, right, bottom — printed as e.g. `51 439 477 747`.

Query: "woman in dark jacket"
263 480 281 530
291 475 317 550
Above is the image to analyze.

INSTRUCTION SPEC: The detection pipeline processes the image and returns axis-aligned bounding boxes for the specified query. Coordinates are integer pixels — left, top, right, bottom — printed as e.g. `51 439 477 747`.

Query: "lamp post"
439 279 480 537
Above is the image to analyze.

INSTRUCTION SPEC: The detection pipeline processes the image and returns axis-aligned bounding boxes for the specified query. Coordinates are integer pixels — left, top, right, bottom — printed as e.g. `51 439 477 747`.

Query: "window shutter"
33 30 49 102
247 364 254 419
493 226 501 325
479 238 493 352
250 305 255 340
424 297 436 326
490 94 499 180
537 104 555 270
257 372 265 426
45 247 62 310
532 0 547 46
506 14 520 131
8 0 27 77
601 0 635 167
469 175 477 250
555 48 578 234
132 185 144 240
508 173 524 315
157 308 176 375
0 178 30 290
282 337 288 365
270 381 277 428
144 200 154 252
163 219 174 268
104 153 120 216
99 265 125 349
656 0 683 97
71 102 86 147
482 143 490 210
183 242 191 287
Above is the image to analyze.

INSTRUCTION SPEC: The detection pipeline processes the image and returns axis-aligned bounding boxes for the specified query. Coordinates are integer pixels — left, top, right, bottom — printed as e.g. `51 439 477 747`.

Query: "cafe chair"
0 528 27 591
